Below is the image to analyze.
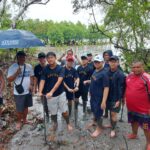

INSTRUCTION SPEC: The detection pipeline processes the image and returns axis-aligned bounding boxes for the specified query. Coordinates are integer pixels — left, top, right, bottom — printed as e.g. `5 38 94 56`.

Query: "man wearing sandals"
7 51 34 130
126 61 150 150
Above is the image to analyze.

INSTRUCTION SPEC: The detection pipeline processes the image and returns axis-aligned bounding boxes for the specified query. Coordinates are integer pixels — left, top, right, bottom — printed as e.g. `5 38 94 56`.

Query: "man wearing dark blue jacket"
105 56 126 138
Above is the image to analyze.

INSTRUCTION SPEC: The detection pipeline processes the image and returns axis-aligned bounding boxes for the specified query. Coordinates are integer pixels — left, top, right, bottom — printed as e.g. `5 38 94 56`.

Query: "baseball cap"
16 51 26 57
66 56 74 62
87 53 92 56
94 55 104 62
81 54 87 60
109 56 119 61
38 52 46 58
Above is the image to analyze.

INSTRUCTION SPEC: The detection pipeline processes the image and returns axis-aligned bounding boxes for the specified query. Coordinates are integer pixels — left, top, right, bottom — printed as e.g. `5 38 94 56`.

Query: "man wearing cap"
84 55 109 137
34 52 47 93
7 51 34 130
64 56 80 117
33 52 49 122
75 55 93 115
104 56 125 138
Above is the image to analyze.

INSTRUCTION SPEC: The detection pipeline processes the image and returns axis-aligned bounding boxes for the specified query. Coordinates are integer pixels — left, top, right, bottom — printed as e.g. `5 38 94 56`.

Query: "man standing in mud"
63 56 79 117
85 55 109 137
33 52 49 122
125 61 150 150
103 50 113 118
104 56 126 138
75 54 92 116
7 51 34 130
39 52 73 131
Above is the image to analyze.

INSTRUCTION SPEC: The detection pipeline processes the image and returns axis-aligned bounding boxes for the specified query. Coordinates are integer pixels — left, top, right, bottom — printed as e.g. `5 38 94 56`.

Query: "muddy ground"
0 46 146 150
5 95 145 150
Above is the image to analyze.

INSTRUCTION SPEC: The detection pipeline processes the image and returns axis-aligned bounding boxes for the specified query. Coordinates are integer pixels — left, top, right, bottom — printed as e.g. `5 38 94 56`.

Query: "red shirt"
125 72 150 114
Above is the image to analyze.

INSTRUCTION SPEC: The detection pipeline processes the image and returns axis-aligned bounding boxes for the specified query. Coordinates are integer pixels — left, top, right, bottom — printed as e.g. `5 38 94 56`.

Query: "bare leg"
143 129 150 150
68 101 72 117
127 122 139 139
110 111 117 138
62 111 73 131
16 112 23 130
91 118 103 138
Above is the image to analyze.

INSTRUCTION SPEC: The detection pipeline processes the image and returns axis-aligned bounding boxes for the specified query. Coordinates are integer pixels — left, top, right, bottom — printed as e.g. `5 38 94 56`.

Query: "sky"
26 0 91 25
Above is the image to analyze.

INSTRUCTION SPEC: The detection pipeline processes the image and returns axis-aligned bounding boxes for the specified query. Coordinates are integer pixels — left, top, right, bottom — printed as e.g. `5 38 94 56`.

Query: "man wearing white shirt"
7 51 34 130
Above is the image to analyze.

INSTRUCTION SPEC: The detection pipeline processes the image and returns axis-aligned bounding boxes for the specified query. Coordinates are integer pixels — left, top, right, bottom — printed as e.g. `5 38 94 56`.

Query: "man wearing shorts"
33 52 49 122
39 52 73 131
75 54 92 114
84 55 109 137
105 56 126 138
125 61 150 150
64 56 79 117
7 51 34 130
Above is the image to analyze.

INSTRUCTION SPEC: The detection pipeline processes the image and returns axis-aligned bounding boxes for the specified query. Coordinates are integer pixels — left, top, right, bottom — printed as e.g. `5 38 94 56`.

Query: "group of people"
0 48 149 150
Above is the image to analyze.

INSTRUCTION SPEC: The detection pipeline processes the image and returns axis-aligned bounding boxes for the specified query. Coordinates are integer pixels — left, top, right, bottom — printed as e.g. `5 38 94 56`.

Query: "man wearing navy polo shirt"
64 56 79 117
75 55 92 115
84 55 109 137
33 52 49 122
105 56 125 138
39 52 73 131
34 52 47 93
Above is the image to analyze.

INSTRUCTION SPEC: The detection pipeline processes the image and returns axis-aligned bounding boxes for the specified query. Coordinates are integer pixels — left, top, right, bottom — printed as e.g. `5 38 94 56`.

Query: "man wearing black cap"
33 52 47 93
104 55 126 138
75 55 93 115
7 51 34 130
33 52 49 122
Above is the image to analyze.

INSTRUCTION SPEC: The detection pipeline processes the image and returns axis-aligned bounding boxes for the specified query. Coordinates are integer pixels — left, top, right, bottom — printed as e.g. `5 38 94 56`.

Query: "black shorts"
65 91 74 101
14 93 33 112
75 90 88 101
0 97 3 105
107 101 121 113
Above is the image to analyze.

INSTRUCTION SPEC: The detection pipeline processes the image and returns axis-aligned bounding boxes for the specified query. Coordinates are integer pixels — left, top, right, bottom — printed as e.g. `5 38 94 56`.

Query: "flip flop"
127 133 137 139
23 120 33 125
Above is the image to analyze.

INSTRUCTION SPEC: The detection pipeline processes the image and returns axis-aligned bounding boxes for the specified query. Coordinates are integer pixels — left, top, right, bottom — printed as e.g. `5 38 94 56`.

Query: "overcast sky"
26 0 91 25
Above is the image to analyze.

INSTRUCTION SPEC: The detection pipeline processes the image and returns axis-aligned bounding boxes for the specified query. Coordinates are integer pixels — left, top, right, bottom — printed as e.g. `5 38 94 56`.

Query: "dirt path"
6 95 145 150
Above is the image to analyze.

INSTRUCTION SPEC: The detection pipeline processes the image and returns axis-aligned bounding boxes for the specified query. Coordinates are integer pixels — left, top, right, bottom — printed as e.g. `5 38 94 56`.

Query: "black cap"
16 51 26 57
38 52 46 58
81 55 87 60
87 53 92 56
109 55 119 61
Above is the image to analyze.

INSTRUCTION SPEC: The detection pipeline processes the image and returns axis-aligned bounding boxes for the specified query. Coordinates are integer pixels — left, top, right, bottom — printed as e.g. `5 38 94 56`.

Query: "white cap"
94 55 104 62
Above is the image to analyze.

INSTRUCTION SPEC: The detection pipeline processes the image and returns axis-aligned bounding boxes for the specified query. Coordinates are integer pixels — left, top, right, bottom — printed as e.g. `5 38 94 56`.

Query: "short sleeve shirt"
41 64 64 97
64 67 79 89
90 68 109 98
34 64 45 86
7 63 34 95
